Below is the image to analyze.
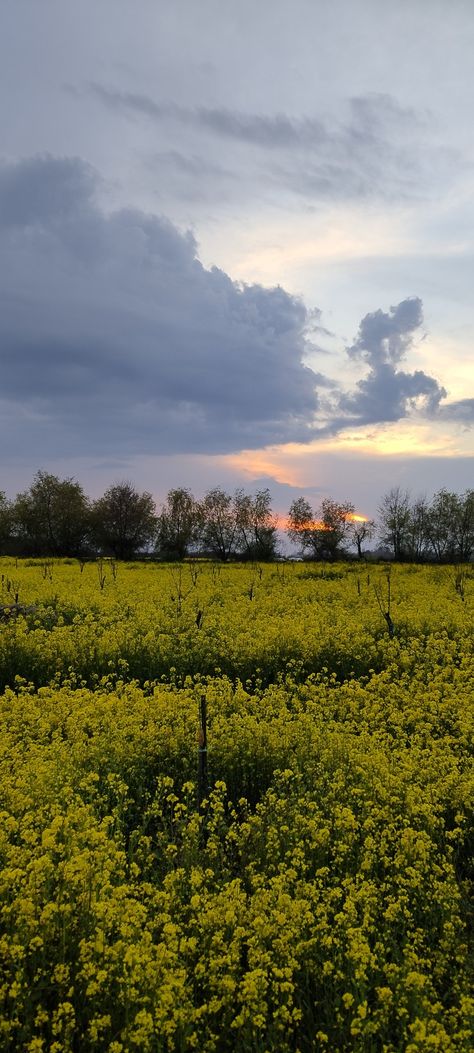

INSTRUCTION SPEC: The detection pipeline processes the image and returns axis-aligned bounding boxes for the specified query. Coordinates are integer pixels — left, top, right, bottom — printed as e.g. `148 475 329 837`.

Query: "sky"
1 0 473 524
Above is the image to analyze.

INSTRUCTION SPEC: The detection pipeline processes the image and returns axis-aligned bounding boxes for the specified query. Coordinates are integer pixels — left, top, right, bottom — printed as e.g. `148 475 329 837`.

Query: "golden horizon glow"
275 511 369 532
221 417 472 492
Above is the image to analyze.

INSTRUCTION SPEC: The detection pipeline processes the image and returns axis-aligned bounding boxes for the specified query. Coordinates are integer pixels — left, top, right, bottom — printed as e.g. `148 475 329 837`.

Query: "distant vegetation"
1 471 473 562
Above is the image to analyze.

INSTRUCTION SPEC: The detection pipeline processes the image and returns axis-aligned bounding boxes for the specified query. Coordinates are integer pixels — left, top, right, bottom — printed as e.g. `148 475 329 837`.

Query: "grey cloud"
145 151 237 204
89 84 433 202
336 298 447 426
151 151 233 180
347 297 425 367
339 364 446 423
89 83 327 149
438 398 474 423
0 154 97 227
0 155 322 460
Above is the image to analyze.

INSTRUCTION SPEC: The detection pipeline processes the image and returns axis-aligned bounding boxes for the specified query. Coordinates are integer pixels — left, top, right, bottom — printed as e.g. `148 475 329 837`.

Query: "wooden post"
197 693 208 814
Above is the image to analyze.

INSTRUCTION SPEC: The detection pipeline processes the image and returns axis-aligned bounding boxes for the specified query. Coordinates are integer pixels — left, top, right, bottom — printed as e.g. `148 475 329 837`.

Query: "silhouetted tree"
286 496 314 552
350 518 376 559
91 482 156 560
287 496 355 559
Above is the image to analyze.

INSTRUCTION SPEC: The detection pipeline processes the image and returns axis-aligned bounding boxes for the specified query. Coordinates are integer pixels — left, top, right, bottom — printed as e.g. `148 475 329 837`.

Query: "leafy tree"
199 488 239 561
156 488 200 561
377 487 411 560
12 471 90 556
91 482 157 560
234 488 277 561
287 496 355 560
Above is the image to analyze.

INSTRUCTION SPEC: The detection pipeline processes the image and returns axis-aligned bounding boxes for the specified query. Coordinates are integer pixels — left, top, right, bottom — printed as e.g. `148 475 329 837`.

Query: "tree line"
0 472 472 562
0 473 277 561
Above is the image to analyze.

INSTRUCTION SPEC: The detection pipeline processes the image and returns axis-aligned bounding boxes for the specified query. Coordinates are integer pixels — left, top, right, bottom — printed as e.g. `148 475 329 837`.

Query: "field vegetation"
0 558 472 1051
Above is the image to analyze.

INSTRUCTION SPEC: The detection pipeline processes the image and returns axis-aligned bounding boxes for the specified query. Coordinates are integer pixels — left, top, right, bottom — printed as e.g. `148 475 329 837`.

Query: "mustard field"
0 559 473 1051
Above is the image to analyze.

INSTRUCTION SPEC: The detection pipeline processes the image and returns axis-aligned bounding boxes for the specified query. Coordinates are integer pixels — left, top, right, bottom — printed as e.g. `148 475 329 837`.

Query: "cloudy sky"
1 0 473 520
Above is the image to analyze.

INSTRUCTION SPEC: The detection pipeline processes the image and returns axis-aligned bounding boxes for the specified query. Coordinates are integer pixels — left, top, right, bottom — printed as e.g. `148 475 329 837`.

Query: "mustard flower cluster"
0 560 472 1050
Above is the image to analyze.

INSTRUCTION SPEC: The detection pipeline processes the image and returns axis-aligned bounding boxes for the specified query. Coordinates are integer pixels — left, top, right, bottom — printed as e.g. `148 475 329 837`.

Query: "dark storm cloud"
0 155 322 460
89 85 430 201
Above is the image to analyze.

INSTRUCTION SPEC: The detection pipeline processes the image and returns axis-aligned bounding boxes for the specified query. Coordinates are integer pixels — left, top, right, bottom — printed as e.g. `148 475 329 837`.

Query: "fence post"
197 693 208 815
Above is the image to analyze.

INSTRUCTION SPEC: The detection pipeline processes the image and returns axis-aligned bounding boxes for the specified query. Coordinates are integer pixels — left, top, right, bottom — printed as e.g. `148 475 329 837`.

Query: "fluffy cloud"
336 298 447 425
0 155 322 460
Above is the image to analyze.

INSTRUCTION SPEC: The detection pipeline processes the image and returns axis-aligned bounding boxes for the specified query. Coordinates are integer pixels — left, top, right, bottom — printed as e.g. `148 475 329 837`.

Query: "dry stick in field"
374 568 395 639
197 694 209 844
96 559 107 590
454 567 466 602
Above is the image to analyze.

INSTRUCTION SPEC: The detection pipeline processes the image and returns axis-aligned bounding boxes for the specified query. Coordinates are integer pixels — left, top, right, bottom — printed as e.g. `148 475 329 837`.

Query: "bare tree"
350 519 376 559
377 487 411 560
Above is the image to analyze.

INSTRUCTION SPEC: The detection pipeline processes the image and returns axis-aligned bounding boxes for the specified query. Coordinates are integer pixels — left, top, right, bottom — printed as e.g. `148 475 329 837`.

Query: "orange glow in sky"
276 511 368 532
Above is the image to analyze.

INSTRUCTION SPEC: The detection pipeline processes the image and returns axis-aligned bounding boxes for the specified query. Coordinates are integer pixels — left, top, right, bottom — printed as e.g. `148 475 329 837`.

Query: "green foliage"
90 482 157 560
156 488 200 561
199 487 240 561
11 471 90 557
